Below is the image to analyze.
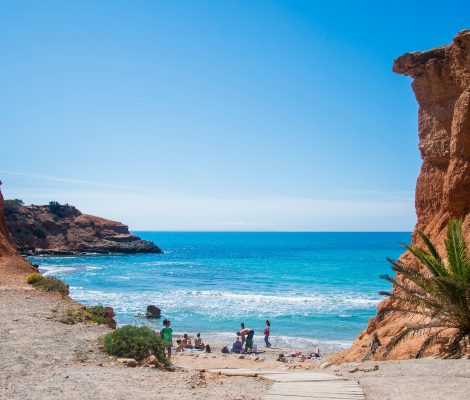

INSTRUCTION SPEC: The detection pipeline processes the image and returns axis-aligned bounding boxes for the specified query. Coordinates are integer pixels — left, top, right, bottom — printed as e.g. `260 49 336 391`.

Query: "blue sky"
1 1 468 230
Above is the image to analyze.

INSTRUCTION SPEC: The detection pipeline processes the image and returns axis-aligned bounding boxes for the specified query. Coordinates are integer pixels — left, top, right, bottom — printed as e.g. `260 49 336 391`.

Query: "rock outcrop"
0 186 35 284
333 30 470 361
4 201 162 255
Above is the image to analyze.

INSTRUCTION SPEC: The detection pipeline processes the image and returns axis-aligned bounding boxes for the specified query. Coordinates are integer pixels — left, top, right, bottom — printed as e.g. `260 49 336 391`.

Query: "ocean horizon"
31 231 410 352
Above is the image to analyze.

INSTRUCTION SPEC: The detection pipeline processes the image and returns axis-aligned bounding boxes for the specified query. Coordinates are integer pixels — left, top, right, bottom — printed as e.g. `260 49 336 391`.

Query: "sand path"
208 368 365 400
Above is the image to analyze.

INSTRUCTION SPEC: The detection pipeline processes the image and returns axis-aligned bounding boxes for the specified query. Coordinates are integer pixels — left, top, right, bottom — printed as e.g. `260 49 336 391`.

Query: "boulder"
117 358 137 367
145 305 161 318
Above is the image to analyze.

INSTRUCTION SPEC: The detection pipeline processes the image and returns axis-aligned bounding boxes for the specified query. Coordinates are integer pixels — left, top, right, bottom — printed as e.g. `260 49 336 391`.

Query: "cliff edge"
0 186 34 285
4 201 162 255
333 30 470 361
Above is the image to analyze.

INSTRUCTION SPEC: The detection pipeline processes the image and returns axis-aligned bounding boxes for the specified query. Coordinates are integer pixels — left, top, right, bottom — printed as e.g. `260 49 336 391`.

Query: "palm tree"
379 219 470 358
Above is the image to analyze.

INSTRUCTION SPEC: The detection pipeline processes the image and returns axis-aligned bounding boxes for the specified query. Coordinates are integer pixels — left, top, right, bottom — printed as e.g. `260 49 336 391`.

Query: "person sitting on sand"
194 333 205 349
160 319 173 359
182 333 193 348
175 339 185 353
239 323 245 345
237 327 255 352
231 336 243 354
311 346 321 358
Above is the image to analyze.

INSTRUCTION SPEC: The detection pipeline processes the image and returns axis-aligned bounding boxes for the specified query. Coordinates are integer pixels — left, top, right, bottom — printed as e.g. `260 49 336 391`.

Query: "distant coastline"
4 200 161 255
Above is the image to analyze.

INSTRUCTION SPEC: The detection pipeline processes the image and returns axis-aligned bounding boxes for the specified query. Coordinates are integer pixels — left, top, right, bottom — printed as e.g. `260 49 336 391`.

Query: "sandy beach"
2 273 470 400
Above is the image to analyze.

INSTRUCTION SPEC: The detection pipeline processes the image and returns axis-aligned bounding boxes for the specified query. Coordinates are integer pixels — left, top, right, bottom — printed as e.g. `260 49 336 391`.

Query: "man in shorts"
237 326 255 352
160 319 173 359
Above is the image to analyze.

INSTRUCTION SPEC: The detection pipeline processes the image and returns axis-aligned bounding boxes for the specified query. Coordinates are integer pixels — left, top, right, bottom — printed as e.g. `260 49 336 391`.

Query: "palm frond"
445 220 469 282
380 219 470 358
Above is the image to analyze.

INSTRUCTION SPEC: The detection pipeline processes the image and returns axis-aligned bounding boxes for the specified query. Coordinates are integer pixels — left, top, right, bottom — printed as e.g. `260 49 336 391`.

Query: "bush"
48 201 79 218
4 199 24 207
26 272 69 295
26 272 42 284
103 325 169 366
36 276 69 295
62 305 108 325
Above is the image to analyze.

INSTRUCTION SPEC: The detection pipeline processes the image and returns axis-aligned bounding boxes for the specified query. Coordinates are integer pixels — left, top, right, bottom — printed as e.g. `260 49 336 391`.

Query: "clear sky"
1 1 468 231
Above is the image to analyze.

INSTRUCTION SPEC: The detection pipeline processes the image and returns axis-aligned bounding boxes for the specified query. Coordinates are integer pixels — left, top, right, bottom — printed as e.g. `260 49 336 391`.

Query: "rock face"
4 201 162 255
0 187 34 284
333 30 470 362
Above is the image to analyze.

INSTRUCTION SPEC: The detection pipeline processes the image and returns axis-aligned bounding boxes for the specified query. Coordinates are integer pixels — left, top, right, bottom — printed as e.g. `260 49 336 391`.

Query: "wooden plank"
259 373 345 382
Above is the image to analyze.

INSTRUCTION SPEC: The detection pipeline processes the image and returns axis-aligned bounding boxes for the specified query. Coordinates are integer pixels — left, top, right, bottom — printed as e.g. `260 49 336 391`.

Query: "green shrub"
61 305 108 325
103 325 169 366
36 276 69 295
26 272 42 284
4 199 24 207
26 273 69 295
87 306 108 324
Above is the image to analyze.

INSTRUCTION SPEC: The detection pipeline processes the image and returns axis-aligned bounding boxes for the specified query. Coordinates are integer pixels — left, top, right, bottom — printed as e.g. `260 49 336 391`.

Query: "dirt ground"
0 285 271 400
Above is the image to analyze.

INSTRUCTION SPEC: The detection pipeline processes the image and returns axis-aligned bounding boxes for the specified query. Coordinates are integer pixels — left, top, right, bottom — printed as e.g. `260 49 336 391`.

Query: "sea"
29 232 410 353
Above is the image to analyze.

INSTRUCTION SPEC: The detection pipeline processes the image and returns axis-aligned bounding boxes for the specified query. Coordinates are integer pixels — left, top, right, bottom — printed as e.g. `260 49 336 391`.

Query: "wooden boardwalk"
207 369 365 400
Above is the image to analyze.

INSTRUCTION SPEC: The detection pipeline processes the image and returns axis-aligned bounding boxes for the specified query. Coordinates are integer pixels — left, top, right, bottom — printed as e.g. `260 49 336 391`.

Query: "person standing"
264 320 271 347
160 319 173 359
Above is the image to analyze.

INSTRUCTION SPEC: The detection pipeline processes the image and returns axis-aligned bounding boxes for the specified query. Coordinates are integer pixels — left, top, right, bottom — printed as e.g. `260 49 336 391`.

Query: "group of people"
159 318 273 359
224 320 272 354
175 333 207 353
159 319 210 358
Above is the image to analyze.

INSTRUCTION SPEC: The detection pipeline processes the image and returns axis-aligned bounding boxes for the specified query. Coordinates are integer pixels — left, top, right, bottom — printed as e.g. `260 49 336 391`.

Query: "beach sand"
0 284 271 400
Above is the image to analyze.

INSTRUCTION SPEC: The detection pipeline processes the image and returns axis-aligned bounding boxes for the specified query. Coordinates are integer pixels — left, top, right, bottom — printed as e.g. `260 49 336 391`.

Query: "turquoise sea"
30 232 410 352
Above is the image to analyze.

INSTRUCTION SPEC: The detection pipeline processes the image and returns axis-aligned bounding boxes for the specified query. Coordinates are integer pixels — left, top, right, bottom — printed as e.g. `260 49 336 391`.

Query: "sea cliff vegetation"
380 220 470 358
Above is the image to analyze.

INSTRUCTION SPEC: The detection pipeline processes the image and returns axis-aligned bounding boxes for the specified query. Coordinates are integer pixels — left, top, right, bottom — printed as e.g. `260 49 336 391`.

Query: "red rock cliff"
4 201 162 255
0 187 34 285
333 30 470 361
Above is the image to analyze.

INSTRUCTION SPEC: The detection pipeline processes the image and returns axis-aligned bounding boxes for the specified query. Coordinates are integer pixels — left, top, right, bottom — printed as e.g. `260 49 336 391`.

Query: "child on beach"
160 319 173 359
231 336 243 353
264 320 271 347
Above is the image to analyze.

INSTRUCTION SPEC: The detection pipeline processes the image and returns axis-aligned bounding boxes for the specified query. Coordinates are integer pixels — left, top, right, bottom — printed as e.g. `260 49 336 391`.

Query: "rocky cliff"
333 30 470 361
0 187 34 284
4 201 162 255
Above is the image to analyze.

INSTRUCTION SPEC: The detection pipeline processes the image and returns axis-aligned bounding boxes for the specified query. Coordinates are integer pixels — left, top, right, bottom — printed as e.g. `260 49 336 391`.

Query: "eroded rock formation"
4 201 162 255
333 29 470 361
0 187 34 284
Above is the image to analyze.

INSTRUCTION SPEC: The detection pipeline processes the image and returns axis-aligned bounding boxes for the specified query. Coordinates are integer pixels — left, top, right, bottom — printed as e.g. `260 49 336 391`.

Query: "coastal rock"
3 201 162 255
0 187 35 284
332 30 470 362
104 307 117 329
117 358 138 367
146 305 161 318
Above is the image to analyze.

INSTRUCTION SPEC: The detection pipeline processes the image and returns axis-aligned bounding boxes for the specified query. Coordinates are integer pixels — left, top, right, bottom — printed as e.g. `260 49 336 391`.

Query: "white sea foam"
70 287 380 318
40 265 100 276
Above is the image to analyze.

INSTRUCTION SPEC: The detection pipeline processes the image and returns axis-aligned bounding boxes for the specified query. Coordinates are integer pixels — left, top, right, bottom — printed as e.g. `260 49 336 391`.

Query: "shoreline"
2 266 470 399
